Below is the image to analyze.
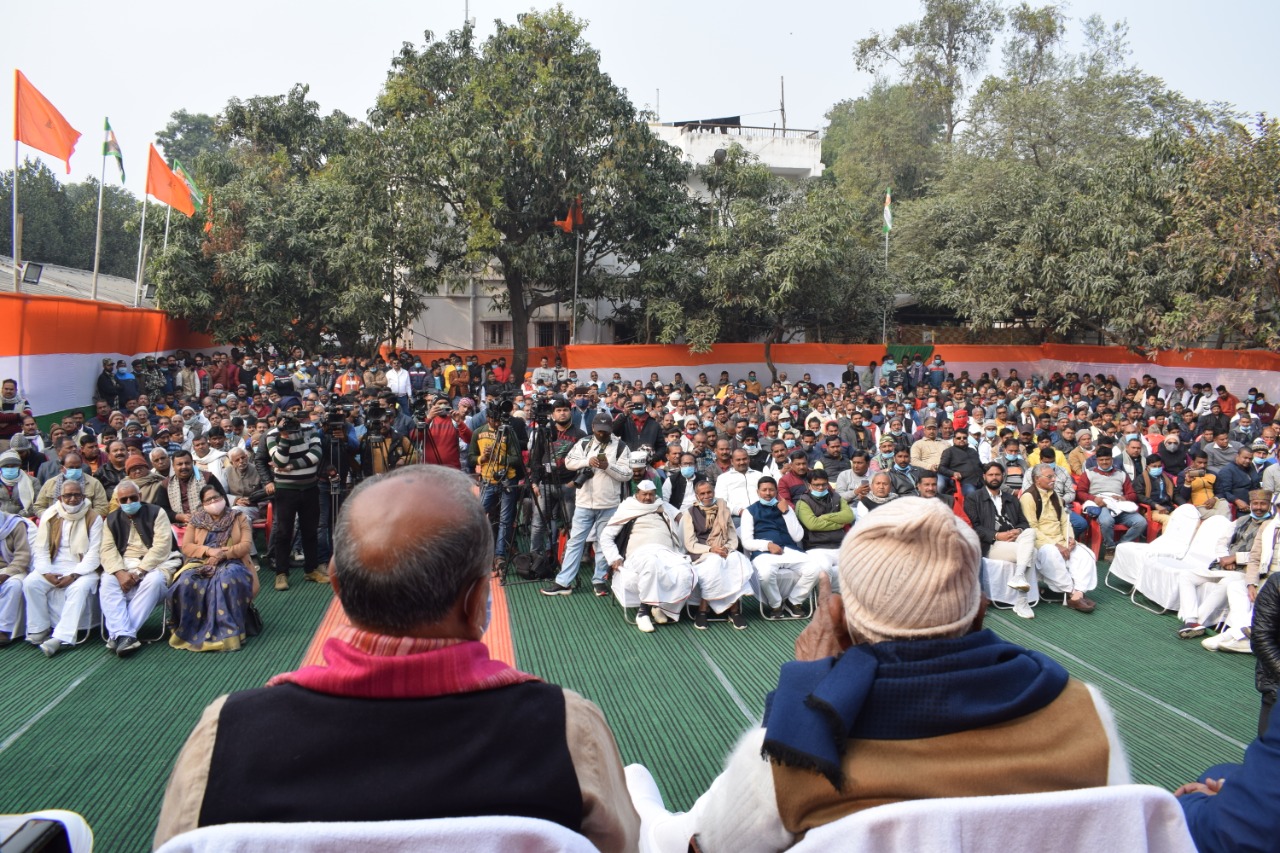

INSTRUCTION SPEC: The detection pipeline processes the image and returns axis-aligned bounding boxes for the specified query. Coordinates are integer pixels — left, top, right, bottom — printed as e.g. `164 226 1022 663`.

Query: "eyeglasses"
61 494 85 502
119 496 140 505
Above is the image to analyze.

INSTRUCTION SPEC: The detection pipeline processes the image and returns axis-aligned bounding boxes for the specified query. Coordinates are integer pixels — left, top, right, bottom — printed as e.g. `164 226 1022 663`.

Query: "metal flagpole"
134 198 148 308
12 141 19 292
163 204 171 251
91 123 108 300
570 231 580 345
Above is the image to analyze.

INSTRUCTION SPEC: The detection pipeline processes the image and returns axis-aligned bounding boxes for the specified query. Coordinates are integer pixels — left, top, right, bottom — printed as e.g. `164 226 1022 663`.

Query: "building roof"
0 255 154 308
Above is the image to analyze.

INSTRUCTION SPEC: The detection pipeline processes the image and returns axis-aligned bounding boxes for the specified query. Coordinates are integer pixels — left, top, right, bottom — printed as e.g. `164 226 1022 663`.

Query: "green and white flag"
104 118 125 183
171 159 204 216
883 187 892 233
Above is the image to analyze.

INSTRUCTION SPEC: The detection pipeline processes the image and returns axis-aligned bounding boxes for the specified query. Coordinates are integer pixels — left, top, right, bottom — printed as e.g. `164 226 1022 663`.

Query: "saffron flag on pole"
104 118 125 183
553 194 584 233
882 187 892 234
172 159 204 216
14 70 81 173
145 144 195 216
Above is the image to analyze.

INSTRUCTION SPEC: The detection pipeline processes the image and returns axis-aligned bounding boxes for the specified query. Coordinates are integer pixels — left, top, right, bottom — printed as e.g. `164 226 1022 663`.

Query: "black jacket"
964 487 1029 555
1256 575 1279 705
938 445 983 487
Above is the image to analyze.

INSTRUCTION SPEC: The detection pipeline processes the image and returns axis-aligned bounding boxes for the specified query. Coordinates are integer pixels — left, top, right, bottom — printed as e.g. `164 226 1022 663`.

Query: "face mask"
744 444 760 455
0 467 19 482
699 496 715 508
773 395 783 404
1148 466 1163 477
121 500 143 516
779 420 792 431
1247 395 1256 402
986 430 997 439
1005 453 1019 462
789 405 799 412
702 419 713 428
783 439 795 449
945 405 954 415
64 467 83 481
62 499 88 515
810 488 829 498
894 463 909 471
631 407 645 416
204 499 227 516
535 385 547 393
1252 510 1272 520
759 497 778 507
577 399 589 409
927 401 937 409
679 465 696 478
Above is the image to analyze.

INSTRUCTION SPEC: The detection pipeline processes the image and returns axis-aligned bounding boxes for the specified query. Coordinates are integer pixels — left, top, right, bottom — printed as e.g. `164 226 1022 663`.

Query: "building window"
536 322 569 348
484 322 511 348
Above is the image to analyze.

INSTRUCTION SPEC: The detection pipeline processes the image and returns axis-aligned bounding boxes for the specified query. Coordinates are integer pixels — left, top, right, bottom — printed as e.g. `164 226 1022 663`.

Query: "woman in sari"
168 483 258 652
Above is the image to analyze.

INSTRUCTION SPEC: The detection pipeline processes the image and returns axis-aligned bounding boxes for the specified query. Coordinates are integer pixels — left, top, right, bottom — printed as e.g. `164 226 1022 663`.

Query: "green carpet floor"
506 564 1262 812
0 578 334 853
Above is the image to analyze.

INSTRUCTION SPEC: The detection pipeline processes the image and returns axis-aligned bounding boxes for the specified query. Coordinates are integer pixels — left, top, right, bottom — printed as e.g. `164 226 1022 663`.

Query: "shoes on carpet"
274 574 290 591
1178 622 1206 639
304 569 330 584
1065 595 1096 613
781 601 804 619
540 583 572 596
105 635 118 652
27 630 50 646
116 635 142 658
693 610 708 630
0 631 11 647
1201 633 1226 651
1217 636 1253 654
40 638 64 658
729 610 747 630
636 613 654 633
651 608 670 625
1008 570 1031 592
1012 600 1035 619
592 582 609 597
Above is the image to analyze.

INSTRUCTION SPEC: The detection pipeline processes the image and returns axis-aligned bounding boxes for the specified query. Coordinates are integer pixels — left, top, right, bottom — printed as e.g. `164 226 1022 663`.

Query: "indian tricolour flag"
883 187 892 233
104 118 125 183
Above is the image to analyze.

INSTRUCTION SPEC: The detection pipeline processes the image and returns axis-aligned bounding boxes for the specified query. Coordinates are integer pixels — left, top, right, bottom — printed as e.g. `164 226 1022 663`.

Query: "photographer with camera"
418 394 465 468
529 397 586 561
467 407 524 572
255 398 327 592
541 412 633 597
361 401 412 477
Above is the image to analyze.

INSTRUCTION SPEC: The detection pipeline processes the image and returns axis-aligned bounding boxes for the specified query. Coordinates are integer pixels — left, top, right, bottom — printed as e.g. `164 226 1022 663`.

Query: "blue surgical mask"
986 430 997 439
759 497 778 507
631 407 645 416
927 401 937 409
1005 453 1019 462
744 444 760 455
809 488 829 498
779 420 792 430
702 419 713 428
121 500 143 516
0 467 19 482
1148 466 1163 476
680 465 696 478
64 467 83 481
536 385 547 393
894 463 909 471
784 439 795 449
773 395 783 404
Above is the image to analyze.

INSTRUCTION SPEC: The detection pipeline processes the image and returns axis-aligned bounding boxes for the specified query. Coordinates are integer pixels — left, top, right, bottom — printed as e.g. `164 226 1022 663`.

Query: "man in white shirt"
740 477 823 618
714 450 763 526
23 480 103 656
384 358 413 415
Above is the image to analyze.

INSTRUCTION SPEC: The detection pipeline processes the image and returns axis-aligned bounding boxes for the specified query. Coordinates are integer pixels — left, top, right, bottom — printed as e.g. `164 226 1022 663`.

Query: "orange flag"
553 194 584 233
14 70 81 173
145 144 195 216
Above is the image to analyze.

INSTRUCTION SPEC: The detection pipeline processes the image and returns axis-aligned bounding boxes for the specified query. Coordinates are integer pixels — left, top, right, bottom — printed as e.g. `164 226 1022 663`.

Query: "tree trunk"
764 324 781 384
507 271 531 385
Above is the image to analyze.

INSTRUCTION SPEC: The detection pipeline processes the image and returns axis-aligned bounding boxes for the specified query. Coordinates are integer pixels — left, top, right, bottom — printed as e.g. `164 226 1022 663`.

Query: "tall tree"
155 110 225 168
823 80 944 204
637 145 884 378
854 0 1005 143
374 9 692 380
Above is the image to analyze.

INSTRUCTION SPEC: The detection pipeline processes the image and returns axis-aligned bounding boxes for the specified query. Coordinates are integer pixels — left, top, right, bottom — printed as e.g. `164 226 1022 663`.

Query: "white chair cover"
1109 504 1200 587
792 785 1197 853
980 558 1041 606
154 816 597 853
1135 515 1236 611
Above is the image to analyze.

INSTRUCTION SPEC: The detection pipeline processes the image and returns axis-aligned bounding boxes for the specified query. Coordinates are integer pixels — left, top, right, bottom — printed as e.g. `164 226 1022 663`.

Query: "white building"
403 118 824 352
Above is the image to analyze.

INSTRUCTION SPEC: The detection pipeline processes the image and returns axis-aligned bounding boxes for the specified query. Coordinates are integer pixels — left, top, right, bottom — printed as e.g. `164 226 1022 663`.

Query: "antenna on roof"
780 77 786 132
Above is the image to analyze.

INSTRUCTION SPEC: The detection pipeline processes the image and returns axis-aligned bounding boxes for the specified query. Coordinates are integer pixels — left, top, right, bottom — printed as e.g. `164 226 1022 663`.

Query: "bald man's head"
332 465 492 634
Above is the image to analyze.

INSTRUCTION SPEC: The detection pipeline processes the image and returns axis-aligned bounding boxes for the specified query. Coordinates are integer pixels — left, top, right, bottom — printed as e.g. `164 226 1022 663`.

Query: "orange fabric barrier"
2 292 213 357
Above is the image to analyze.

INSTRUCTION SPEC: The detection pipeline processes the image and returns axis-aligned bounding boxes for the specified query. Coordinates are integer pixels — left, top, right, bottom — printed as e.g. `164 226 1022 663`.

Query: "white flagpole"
163 204 171 251
134 199 147 308
12 140 19 292
91 122 108 300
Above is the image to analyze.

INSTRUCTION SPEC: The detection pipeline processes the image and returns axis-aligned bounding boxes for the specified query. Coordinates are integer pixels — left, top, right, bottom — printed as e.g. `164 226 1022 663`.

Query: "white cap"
637 480 657 492
629 450 649 466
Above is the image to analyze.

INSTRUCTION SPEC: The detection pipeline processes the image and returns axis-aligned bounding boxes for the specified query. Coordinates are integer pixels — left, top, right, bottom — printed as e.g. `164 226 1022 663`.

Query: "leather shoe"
1066 595 1096 613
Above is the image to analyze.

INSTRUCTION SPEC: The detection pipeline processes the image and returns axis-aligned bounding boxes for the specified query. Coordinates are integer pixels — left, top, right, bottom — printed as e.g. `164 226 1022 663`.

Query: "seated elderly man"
0 508 32 645
680 479 752 630
1178 488 1271 648
633 498 1129 849
153 466 639 851
602 481 696 633
854 472 897 520
23 480 104 657
0 449 36 517
794 469 852 592
741 476 824 619
108 451 167 512
98 479 181 658
1021 463 1098 613
32 450 109 517
222 445 267 523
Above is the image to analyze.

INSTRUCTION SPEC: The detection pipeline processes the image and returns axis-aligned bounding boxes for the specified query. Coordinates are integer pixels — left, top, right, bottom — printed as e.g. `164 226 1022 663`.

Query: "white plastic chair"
1133 514 1234 613
1107 504 1199 592
981 557 1041 608
154 815 597 853
792 785 1197 853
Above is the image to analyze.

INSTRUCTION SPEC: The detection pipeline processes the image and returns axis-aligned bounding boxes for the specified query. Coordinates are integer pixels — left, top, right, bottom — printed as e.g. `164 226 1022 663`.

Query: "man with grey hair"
98 479 180 657
1022 463 1098 613
154 465 640 851
149 447 171 479
628 498 1130 849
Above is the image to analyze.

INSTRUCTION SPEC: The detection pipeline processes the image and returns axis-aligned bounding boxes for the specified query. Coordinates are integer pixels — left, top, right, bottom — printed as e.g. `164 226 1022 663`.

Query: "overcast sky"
7 0 1279 200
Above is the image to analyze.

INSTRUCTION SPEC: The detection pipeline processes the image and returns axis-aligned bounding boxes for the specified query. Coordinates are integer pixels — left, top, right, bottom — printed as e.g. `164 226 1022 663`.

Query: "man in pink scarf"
153 466 638 851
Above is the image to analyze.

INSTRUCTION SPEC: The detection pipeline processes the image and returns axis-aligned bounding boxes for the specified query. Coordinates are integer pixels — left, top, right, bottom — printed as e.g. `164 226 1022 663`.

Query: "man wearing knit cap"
632 498 1129 849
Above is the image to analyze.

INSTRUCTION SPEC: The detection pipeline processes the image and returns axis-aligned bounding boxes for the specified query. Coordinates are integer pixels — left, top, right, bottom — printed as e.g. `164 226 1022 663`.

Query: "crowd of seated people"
2 349 1279 851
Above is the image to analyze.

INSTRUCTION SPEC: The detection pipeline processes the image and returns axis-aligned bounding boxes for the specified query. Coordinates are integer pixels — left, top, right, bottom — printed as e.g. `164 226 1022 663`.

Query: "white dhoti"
1035 543 1097 595
752 549 823 608
623 543 696 621
23 571 99 645
0 575 23 634
691 552 754 613
99 556 180 640
1178 571 1253 630
805 548 842 593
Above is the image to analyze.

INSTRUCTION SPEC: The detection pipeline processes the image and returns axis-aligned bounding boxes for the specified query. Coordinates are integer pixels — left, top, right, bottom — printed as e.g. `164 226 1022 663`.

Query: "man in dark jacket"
1214 446 1262 517
938 431 983 496
613 393 662 459
96 358 121 410
965 462 1038 619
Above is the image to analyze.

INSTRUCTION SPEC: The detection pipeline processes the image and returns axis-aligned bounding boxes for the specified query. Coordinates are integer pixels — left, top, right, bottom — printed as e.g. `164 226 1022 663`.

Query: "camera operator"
255 397 328 592
540 412 633 597
529 397 586 558
467 407 524 572
419 394 464 468
361 406 412 476
318 411 358 565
